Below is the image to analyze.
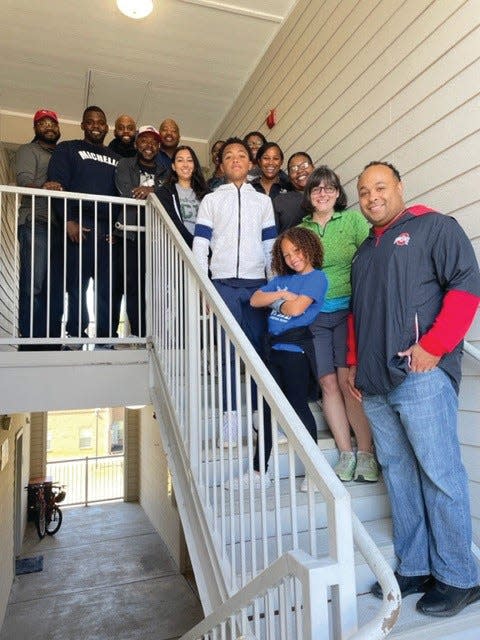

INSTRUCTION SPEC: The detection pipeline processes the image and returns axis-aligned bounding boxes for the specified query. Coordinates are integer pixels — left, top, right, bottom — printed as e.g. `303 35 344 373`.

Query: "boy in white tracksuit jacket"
193 137 277 441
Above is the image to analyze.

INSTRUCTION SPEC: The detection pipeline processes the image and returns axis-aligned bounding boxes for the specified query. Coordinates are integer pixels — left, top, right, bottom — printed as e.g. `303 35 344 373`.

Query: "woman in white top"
155 145 209 247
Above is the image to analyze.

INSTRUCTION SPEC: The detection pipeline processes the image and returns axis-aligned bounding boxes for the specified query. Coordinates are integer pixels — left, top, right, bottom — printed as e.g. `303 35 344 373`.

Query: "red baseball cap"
33 109 59 124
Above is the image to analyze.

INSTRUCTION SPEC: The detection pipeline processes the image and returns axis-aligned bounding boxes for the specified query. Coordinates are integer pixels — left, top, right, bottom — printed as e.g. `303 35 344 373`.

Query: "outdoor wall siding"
124 408 139 502
29 412 47 479
0 414 30 629
0 146 16 347
212 0 480 541
139 406 182 568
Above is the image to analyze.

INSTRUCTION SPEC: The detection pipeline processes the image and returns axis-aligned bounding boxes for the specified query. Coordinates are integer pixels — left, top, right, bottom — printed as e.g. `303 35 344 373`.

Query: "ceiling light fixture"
117 0 153 19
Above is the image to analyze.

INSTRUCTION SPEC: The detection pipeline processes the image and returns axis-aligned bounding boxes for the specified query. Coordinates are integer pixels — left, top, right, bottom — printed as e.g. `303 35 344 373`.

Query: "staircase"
145 194 480 639
3 183 477 638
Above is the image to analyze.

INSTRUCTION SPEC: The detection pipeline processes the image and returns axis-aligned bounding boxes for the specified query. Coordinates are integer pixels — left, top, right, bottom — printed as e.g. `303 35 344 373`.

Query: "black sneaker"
371 572 434 599
416 581 480 617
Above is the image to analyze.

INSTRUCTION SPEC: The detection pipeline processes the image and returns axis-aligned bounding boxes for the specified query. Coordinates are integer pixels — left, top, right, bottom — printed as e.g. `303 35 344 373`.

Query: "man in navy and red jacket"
347 161 480 617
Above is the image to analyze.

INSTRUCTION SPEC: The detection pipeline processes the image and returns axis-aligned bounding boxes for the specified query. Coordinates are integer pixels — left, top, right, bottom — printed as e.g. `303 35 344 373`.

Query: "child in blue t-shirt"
228 227 328 491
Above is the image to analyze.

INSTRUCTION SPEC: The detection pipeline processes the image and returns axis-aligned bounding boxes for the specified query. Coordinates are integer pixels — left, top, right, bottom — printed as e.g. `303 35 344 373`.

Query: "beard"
36 130 60 145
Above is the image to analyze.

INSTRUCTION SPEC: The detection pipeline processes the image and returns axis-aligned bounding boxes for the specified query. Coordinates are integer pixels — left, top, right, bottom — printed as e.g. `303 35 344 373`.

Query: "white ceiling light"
117 0 153 19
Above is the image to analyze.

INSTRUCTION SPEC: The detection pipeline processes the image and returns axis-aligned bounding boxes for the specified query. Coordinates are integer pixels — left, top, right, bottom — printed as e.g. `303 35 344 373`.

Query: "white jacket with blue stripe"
192 182 276 280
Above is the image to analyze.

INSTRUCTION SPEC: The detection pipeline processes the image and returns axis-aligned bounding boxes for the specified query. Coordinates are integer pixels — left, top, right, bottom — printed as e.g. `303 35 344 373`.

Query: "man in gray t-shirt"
15 109 63 348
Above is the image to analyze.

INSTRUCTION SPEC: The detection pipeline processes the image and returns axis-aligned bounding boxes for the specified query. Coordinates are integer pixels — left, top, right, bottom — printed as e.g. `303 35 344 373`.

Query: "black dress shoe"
416 581 480 617
371 572 433 599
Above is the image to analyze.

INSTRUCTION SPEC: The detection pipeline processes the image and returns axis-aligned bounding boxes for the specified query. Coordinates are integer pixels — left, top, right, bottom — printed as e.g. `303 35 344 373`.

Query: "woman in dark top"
251 142 291 200
243 130 267 182
155 145 209 248
207 139 225 191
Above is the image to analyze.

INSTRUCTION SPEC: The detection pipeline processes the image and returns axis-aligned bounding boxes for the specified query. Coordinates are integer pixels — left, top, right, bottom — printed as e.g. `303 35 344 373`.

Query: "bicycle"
27 479 66 539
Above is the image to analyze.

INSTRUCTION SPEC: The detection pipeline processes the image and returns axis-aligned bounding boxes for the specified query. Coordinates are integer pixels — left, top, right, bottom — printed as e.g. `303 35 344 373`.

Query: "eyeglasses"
289 161 311 175
311 185 337 195
247 140 263 149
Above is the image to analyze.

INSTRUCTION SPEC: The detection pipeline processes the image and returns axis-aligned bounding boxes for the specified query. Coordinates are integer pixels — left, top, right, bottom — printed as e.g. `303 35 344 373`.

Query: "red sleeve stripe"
346 312 358 366
419 289 480 356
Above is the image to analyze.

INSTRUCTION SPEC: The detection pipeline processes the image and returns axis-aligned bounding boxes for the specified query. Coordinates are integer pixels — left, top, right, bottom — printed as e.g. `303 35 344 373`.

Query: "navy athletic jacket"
351 206 480 396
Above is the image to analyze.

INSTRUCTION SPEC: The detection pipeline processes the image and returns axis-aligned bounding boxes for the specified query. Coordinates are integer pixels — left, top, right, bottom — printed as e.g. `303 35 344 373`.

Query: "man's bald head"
158 118 180 155
113 114 137 145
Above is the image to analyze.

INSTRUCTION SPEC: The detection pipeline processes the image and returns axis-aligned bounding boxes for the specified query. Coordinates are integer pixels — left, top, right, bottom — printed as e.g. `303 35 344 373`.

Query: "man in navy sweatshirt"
48 105 120 347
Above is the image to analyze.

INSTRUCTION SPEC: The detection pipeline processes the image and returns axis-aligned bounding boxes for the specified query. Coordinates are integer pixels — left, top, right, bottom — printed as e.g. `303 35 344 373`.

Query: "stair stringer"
149 350 234 616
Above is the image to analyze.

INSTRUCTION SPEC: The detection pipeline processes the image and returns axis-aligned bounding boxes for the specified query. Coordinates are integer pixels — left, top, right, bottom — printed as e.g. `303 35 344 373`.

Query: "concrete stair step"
216 476 390 543
227 517 395 595
357 590 480 639
199 399 330 440
202 432 341 485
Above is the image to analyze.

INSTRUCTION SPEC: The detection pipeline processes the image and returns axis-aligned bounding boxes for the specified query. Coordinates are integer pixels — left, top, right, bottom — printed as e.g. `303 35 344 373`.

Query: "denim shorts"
310 309 349 378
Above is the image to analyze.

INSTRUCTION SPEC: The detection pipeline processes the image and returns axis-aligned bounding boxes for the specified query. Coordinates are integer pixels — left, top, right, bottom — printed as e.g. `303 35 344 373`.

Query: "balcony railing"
46 454 124 506
0 185 147 350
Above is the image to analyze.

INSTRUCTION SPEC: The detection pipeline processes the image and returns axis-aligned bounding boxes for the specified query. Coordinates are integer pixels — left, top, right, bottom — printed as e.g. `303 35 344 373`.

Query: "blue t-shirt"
261 269 328 352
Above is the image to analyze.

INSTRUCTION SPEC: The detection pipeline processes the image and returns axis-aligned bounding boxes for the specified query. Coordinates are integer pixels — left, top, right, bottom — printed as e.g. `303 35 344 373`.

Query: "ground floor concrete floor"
0 501 203 640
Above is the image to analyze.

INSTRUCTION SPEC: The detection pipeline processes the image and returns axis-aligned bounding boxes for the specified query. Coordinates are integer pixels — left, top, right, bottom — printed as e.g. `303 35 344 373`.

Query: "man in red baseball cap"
33 109 59 125
15 109 63 349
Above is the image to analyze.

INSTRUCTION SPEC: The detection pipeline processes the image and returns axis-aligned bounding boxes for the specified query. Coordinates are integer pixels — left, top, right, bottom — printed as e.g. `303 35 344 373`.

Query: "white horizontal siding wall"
0 146 17 348
213 0 480 541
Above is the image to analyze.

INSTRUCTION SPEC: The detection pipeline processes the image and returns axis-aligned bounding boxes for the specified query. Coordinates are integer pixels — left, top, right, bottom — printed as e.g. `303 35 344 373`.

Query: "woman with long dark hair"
155 145 209 247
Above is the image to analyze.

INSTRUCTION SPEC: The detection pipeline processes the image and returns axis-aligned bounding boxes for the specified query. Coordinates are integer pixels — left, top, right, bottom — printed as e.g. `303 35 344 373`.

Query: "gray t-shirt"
175 184 200 235
16 141 55 225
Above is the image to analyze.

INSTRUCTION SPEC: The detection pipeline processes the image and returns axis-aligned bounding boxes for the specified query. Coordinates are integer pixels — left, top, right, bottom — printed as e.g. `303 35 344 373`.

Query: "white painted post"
186 271 200 475
302 565 330 640
85 456 89 507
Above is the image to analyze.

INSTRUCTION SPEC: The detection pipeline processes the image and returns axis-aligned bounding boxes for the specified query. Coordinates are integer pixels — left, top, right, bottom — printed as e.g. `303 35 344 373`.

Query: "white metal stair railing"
179 543 401 640
0 184 147 350
180 549 355 640
464 340 480 363
145 194 401 639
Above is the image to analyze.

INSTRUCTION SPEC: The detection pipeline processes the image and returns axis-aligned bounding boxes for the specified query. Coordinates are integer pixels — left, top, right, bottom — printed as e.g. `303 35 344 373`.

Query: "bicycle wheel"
35 502 46 539
46 506 63 535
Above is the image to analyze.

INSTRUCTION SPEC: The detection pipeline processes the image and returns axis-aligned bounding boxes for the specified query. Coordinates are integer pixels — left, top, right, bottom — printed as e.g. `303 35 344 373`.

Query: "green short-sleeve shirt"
299 210 370 302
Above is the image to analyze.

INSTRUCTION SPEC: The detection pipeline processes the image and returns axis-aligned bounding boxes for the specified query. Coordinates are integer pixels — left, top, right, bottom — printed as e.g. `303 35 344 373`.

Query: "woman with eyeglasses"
273 152 315 233
299 166 378 484
207 139 225 191
243 131 267 182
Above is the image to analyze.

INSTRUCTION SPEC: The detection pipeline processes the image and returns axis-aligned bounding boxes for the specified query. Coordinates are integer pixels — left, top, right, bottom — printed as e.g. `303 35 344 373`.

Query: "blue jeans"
18 221 64 342
212 280 267 412
362 368 477 588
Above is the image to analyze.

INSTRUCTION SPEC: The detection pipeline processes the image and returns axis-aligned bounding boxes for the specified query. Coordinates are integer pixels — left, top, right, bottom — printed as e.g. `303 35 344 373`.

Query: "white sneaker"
300 477 319 493
226 471 271 491
219 410 239 448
